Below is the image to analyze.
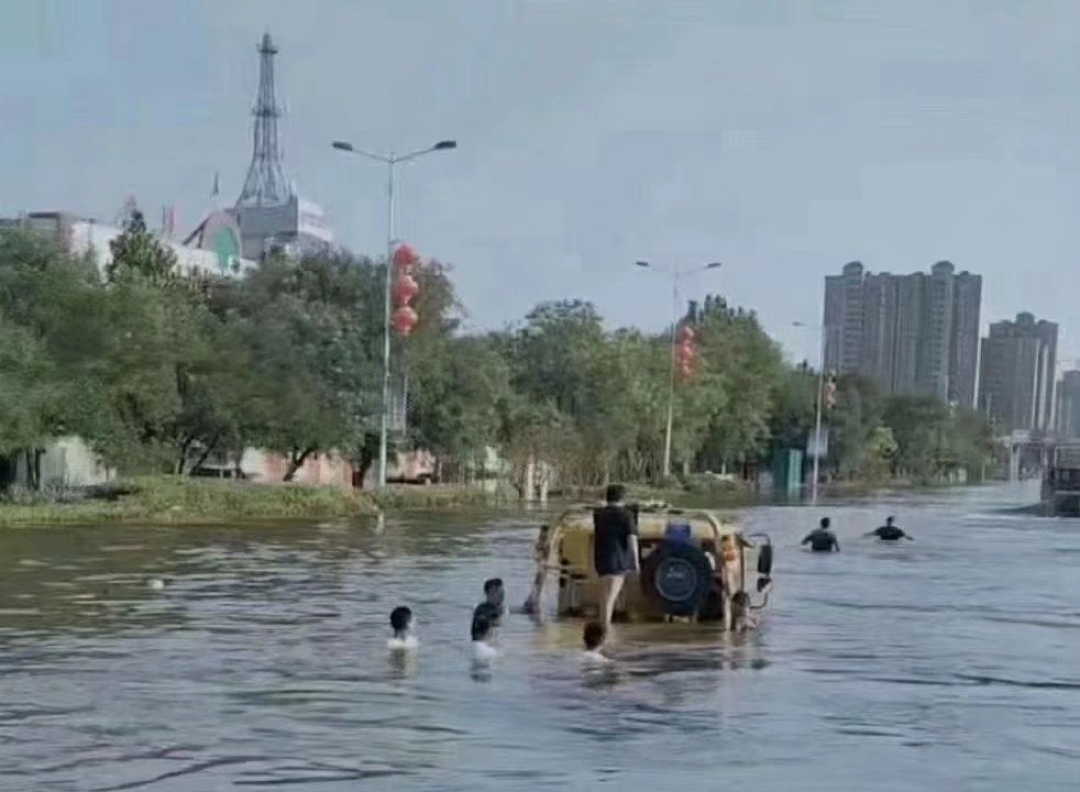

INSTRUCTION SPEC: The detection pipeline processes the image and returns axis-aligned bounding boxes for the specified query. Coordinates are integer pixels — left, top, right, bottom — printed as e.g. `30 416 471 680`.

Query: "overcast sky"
3 0 1079 363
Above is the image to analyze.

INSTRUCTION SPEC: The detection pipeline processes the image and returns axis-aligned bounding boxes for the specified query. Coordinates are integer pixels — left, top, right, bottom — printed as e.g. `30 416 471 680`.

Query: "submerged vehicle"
535 503 772 625
1043 443 1080 516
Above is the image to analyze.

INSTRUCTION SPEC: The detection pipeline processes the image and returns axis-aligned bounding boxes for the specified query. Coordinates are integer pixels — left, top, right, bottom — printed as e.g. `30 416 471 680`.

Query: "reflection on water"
1 483 1079 790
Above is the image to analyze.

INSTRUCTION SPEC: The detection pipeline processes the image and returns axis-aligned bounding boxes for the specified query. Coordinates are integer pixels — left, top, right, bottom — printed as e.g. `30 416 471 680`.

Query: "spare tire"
641 541 713 617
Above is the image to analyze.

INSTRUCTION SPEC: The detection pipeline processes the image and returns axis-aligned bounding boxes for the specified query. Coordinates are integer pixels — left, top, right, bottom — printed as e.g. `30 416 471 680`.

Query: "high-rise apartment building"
823 261 865 375
1057 370 1080 439
950 270 983 409
978 313 1058 433
821 261 982 404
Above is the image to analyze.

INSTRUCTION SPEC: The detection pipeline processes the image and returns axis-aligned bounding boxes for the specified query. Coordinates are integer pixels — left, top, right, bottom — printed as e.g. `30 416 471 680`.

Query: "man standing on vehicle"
593 484 639 628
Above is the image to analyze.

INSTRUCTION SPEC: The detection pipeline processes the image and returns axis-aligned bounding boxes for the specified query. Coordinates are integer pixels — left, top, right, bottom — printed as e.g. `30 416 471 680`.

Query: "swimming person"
593 483 640 628
866 516 912 541
802 517 840 552
388 606 418 651
482 578 506 615
582 621 610 664
471 613 498 663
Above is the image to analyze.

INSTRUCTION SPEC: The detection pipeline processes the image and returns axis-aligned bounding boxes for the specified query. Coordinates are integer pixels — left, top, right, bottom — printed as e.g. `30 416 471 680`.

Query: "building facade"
977 312 1058 433
950 270 983 408
821 261 982 404
3 210 257 279
1057 370 1080 439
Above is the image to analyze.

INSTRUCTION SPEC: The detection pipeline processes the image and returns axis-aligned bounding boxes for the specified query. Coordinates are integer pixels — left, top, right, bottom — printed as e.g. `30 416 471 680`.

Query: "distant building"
1 210 256 279
821 261 981 404
1057 370 1080 439
950 269 983 409
822 261 865 375
978 312 1058 433
231 33 332 260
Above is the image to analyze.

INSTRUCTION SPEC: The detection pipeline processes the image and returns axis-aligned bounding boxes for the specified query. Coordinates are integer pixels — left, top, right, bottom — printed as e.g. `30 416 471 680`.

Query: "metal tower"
236 33 292 207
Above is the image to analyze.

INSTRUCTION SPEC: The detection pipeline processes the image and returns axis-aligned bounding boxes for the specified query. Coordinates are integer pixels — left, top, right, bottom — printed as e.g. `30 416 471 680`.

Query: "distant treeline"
0 212 1000 491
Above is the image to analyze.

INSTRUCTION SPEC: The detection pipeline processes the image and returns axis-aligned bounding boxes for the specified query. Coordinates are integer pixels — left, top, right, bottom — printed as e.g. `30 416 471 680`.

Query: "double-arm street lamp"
332 138 457 489
635 260 723 480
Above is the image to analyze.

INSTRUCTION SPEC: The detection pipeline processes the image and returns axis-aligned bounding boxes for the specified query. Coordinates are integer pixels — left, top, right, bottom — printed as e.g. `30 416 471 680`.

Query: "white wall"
14 437 115 488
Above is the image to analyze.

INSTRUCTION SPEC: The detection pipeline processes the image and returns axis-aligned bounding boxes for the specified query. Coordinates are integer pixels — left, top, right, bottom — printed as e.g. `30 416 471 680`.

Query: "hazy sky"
3 0 1079 363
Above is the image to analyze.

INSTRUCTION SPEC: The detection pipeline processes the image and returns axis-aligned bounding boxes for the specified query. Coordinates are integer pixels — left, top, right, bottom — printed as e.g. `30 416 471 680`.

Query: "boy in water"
388 606 418 650
582 621 610 664
482 578 506 615
471 613 498 662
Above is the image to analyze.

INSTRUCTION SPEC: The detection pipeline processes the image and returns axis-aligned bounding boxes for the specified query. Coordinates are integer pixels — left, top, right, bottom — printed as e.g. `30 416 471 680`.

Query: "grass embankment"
368 484 498 510
0 476 381 527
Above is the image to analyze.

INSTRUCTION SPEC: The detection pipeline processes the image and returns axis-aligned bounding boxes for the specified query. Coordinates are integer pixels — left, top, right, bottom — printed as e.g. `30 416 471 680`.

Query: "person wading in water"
802 517 840 552
593 484 639 629
866 516 912 542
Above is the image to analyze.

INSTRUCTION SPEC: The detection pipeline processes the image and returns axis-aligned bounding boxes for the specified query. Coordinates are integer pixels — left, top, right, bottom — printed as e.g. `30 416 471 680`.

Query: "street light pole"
332 139 457 489
795 320 828 503
636 260 722 480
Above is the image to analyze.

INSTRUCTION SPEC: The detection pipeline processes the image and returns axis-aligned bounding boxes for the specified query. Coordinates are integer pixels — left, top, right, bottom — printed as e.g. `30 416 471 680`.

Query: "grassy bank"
0 476 381 527
368 484 498 511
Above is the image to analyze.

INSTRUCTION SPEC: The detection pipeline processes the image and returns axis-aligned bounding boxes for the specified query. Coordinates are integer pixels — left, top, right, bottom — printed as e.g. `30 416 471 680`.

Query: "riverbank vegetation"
0 215 1002 502
0 476 380 527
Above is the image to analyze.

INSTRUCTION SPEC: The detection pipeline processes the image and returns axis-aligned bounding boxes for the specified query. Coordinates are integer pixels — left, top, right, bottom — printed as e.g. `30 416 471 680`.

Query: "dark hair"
471 614 493 641
820 517 831 528
483 578 504 596
886 516 895 525
583 621 606 651
390 606 412 632
605 483 626 503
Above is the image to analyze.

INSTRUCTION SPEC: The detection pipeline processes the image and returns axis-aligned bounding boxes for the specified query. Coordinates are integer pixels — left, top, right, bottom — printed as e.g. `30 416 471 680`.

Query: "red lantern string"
392 273 419 307
392 306 419 336
392 244 419 272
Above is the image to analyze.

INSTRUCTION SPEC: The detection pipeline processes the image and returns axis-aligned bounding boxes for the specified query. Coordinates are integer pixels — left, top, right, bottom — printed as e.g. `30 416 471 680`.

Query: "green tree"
408 334 511 471
767 365 817 458
882 395 952 479
692 297 786 473
233 250 383 481
107 209 178 285
0 230 106 487
828 374 885 478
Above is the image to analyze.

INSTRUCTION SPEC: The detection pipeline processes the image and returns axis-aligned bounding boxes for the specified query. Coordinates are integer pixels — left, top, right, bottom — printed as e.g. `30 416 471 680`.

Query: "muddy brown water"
1 482 1078 791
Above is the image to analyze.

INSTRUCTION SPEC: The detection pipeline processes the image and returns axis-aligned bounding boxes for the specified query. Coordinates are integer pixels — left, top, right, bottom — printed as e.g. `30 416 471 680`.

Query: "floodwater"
1 482 1079 791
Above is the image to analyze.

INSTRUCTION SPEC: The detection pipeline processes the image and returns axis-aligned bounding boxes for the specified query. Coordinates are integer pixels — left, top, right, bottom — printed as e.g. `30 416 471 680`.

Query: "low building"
3 210 257 279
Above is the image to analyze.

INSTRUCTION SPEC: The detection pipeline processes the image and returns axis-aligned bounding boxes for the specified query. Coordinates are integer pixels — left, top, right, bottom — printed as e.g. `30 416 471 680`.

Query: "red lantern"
392 273 419 307
392 306 419 336
393 244 419 272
